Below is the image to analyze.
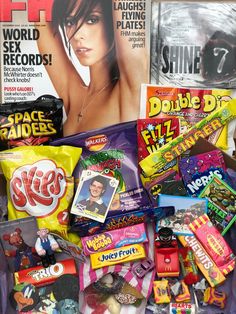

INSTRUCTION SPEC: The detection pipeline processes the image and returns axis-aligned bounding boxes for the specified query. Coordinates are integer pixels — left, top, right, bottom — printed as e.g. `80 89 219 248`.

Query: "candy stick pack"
139 99 236 177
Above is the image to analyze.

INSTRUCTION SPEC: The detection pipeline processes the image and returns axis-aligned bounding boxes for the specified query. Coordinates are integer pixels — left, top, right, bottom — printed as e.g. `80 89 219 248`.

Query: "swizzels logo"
10 160 66 217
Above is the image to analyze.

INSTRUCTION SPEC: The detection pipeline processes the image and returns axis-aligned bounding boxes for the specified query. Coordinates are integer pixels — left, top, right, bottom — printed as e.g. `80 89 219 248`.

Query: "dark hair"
90 175 108 191
52 0 119 79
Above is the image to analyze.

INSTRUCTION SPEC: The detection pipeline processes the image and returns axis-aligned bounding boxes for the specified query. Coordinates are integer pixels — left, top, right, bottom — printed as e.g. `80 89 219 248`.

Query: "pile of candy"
0 95 236 314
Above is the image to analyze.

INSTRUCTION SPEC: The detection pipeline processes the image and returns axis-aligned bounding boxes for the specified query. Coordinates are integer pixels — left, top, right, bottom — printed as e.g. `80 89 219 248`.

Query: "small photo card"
157 194 208 235
71 170 119 223
0 216 39 272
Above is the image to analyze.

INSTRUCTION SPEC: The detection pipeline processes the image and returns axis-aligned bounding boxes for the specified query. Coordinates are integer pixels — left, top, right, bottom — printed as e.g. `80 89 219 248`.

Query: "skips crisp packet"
140 99 236 177
0 145 82 240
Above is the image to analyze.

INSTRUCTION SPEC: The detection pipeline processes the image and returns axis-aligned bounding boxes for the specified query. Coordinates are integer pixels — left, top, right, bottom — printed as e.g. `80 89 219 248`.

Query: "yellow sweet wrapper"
0 145 82 241
90 243 146 269
139 99 236 177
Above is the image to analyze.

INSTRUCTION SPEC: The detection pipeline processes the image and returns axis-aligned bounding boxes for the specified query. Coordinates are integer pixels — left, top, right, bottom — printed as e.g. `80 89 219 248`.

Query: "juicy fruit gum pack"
0 145 82 240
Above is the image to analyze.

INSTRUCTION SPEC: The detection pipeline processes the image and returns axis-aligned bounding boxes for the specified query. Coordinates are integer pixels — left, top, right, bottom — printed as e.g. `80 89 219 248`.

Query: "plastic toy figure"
154 227 180 277
2 228 37 272
35 228 59 268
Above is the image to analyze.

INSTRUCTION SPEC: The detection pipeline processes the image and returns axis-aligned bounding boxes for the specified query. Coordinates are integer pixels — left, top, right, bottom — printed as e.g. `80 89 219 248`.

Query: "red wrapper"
14 258 77 287
189 214 235 275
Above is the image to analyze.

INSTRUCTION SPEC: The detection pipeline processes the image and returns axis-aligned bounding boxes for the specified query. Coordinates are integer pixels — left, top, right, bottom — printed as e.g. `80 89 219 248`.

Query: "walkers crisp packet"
0 145 82 240
52 121 151 222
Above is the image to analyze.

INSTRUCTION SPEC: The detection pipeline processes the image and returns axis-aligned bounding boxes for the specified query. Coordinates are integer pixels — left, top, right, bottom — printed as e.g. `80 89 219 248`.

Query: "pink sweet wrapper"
81 223 148 256
188 214 235 275
79 223 155 308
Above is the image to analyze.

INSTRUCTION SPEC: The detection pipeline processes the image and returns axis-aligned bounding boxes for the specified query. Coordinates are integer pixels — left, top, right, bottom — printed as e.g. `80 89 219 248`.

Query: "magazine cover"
0 0 149 136
150 2 236 89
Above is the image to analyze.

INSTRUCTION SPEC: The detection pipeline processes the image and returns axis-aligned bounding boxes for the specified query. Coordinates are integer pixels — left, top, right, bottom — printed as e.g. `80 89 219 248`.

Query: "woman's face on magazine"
65 3 110 66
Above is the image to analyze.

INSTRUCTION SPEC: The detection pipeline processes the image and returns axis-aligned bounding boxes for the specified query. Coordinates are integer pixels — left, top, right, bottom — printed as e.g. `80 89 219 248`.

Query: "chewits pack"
0 145 82 240
179 149 229 196
52 121 151 225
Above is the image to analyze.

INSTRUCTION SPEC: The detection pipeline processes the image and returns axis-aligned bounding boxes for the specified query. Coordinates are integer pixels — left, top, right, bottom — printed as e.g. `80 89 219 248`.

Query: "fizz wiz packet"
140 100 236 177
137 118 180 202
0 145 82 240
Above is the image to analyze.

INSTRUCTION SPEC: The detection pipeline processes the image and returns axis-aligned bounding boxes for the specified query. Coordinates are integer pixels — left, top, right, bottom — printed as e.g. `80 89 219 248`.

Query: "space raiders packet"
0 145 82 241
0 97 63 150
51 121 151 224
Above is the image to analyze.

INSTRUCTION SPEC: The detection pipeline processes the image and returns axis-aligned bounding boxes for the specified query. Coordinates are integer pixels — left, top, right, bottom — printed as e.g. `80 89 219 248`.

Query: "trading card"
157 194 207 236
71 170 119 223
